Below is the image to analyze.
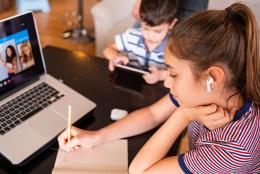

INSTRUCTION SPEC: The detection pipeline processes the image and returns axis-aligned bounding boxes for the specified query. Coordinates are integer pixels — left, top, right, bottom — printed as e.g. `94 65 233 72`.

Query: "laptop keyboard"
0 82 64 135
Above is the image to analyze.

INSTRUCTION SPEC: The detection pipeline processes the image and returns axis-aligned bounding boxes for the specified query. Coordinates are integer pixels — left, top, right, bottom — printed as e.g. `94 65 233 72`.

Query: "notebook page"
52 139 128 174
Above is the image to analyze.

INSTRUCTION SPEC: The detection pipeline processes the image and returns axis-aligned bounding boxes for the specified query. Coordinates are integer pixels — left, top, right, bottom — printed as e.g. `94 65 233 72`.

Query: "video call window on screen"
0 29 35 82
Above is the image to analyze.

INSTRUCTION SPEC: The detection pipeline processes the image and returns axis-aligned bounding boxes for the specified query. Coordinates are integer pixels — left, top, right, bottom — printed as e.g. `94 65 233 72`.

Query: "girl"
20 41 35 70
129 3 260 173
5 45 18 74
58 3 259 173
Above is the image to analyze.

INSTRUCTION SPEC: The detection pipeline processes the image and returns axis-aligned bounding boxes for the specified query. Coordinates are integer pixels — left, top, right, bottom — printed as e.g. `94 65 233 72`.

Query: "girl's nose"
163 76 172 89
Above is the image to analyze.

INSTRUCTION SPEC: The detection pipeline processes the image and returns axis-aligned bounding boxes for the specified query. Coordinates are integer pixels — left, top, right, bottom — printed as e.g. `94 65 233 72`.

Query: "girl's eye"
170 74 177 78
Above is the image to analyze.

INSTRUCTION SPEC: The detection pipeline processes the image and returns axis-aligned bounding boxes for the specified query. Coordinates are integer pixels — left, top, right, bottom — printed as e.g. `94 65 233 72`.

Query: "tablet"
115 64 149 75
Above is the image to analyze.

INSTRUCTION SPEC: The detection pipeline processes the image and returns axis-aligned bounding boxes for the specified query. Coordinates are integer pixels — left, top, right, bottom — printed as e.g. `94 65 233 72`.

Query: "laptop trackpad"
27 109 66 137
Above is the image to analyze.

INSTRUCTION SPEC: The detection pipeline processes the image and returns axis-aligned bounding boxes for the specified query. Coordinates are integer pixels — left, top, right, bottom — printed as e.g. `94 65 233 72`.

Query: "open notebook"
52 140 128 174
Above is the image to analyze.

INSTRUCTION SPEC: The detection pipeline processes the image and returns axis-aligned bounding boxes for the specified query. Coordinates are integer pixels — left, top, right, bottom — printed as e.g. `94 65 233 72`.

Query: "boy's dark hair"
140 0 179 26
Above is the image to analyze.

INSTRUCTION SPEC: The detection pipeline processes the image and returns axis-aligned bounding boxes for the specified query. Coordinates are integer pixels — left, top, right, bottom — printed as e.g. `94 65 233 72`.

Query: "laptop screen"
0 12 45 97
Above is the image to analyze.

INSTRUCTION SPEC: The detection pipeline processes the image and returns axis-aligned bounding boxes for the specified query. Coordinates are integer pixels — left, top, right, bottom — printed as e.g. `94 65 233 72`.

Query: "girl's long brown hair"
169 3 260 105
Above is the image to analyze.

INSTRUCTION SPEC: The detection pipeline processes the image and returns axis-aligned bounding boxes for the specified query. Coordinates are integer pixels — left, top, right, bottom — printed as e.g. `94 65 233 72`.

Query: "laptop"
0 12 96 165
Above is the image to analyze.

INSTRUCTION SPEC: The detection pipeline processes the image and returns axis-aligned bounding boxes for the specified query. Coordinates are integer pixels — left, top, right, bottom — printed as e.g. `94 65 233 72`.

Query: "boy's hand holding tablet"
108 52 168 84
108 54 129 71
109 52 149 75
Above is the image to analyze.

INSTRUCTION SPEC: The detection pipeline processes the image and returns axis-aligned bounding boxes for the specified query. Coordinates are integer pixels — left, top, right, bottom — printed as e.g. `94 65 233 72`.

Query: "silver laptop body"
0 12 96 165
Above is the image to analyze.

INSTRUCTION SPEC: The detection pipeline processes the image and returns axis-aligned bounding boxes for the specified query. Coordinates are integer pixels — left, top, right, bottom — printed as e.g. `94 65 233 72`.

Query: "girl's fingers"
205 107 236 130
58 136 67 150
212 116 229 129
70 145 80 152
198 104 217 116
64 137 80 151
58 129 69 149
70 126 80 135
208 111 225 122
228 107 237 121
74 145 80 150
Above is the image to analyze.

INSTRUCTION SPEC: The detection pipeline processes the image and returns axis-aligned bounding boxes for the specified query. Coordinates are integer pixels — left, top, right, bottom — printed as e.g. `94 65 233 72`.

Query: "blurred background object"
176 0 208 21
0 0 11 12
0 0 98 56
91 0 136 57
62 0 94 42
16 0 50 13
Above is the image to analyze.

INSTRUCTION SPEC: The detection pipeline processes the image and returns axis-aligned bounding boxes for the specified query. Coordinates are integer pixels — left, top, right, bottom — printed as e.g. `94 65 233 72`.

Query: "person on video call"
5 45 18 74
20 41 35 70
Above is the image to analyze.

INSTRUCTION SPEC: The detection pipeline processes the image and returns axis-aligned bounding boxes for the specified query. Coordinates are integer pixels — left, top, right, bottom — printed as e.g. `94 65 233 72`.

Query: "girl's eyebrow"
164 63 175 69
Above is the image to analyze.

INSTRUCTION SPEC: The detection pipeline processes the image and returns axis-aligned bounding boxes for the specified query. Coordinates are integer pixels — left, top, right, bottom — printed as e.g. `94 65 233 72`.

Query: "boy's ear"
169 18 178 29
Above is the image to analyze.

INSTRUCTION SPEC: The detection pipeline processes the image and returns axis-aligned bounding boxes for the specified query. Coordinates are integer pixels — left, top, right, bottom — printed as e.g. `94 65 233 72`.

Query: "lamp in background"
62 0 94 42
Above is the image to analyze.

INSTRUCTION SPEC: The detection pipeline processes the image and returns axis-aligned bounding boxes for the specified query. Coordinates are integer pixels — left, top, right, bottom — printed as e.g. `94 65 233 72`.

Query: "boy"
103 0 178 84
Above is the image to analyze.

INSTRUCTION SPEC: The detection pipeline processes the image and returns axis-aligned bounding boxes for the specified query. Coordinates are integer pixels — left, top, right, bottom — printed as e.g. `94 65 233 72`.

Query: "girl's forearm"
97 96 177 144
129 109 189 173
97 108 162 143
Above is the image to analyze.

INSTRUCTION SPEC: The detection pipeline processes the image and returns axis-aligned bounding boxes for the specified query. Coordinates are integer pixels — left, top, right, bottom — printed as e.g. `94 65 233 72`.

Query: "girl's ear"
206 66 226 88
169 18 178 29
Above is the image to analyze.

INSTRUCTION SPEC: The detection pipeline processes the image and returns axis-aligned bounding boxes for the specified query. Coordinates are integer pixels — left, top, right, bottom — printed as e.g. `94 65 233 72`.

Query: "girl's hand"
58 126 103 152
108 56 129 71
177 105 236 130
142 66 161 84
198 106 236 130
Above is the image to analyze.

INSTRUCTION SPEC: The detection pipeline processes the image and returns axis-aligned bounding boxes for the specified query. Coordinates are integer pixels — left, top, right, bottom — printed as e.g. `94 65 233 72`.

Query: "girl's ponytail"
231 3 260 105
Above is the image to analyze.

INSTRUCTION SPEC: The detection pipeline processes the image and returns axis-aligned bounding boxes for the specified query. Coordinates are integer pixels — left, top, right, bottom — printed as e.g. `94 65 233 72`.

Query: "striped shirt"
169 94 260 173
168 94 260 173
115 28 169 70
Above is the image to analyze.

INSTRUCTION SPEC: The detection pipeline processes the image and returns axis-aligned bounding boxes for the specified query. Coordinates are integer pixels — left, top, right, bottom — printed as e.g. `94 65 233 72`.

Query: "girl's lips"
170 92 177 98
170 93 181 105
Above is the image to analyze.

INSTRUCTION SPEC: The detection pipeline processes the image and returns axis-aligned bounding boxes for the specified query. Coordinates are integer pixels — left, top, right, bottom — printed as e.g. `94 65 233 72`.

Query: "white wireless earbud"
207 76 214 92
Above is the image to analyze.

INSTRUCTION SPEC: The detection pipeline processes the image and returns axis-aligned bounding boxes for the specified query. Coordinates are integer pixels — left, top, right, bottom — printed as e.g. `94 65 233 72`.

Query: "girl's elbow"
128 163 145 174
128 168 143 174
